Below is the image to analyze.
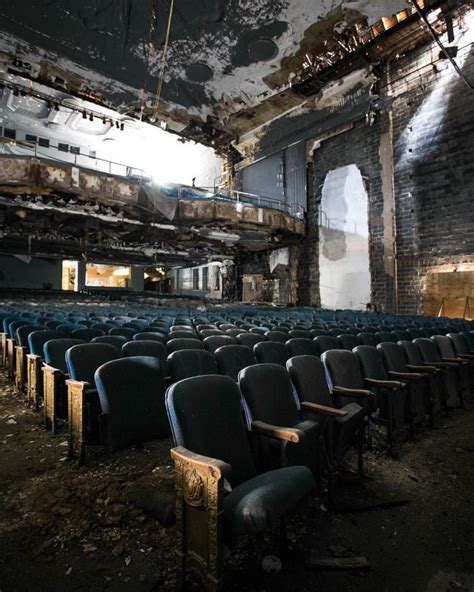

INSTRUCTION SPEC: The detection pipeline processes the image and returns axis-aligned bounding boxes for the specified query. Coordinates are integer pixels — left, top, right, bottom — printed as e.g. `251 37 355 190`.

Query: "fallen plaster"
269 247 290 273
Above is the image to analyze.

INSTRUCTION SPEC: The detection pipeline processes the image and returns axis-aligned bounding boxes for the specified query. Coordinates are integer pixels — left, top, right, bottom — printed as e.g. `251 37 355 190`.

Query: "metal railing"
0 136 306 219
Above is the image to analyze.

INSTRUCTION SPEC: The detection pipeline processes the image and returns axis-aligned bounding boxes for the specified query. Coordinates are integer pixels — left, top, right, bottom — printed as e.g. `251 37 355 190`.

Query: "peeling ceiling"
0 0 412 144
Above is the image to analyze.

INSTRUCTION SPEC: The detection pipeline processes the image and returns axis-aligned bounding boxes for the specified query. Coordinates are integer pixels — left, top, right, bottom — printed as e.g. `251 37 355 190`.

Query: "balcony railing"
0 136 305 219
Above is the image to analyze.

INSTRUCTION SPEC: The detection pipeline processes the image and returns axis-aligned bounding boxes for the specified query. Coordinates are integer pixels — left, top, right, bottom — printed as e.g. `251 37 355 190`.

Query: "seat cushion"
224 466 314 539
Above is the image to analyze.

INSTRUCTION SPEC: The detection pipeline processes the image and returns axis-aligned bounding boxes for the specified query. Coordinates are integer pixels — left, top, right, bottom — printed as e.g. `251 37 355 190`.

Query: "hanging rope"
153 0 175 120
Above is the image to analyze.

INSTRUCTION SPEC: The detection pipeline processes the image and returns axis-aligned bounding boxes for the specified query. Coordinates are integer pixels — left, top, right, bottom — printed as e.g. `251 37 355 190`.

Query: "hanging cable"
410 0 474 90
153 0 175 119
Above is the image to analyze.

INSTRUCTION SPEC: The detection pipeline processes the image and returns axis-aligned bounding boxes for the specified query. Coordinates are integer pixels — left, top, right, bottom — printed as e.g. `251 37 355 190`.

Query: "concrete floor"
0 370 473 592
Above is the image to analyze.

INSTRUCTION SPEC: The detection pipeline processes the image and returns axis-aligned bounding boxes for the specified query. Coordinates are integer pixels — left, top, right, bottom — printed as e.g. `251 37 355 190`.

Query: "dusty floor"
0 369 473 592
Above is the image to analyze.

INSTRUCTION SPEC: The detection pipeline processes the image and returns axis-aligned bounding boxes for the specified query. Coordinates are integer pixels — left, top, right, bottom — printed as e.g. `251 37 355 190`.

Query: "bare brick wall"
390 41 474 313
298 29 473 312
236 10 473 313
297 119 390 308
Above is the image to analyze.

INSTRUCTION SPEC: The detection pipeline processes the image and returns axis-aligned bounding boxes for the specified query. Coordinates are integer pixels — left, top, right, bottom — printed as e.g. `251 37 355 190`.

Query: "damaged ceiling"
0 0 420 146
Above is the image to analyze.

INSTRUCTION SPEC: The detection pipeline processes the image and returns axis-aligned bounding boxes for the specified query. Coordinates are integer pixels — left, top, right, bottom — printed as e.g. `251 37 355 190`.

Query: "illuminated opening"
85 263 131 288
61 260 78 291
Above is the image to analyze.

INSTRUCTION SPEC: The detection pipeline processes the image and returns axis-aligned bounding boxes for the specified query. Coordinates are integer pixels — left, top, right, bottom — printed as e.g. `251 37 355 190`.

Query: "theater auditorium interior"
0 1 473 591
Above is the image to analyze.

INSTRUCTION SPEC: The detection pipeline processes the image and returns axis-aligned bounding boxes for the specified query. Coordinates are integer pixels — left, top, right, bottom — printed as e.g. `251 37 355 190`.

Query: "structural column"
76 261 86 292
130 266 144 291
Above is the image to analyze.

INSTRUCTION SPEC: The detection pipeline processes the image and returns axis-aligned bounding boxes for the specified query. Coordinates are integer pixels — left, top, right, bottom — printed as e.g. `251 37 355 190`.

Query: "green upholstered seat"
166 374 314 538
95 356 170 452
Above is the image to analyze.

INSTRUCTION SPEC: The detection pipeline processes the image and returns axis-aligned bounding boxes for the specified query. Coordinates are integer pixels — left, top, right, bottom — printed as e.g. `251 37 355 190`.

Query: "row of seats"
1 301 473 589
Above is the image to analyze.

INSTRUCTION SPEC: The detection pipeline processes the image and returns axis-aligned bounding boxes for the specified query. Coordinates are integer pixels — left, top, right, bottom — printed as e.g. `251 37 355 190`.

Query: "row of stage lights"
80 110 124 130
2 82 125 131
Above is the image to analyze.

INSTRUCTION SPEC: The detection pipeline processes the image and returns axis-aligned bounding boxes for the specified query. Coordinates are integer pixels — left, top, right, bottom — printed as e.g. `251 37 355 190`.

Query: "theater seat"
287 354 366 481
214 344 256 381
95 356 170 453
254 341 289 366
239 363 321 476
286 338 318 358
166 374 314 588
167 349 217 382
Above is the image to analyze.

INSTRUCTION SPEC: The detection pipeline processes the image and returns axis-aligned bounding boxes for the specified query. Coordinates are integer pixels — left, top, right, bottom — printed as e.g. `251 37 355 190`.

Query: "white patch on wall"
269 247 289 273
319 164 370 310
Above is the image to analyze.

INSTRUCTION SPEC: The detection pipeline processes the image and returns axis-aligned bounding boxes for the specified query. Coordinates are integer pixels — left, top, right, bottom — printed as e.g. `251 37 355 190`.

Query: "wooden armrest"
171 446 231 480
442 357 468 364
332 386 372 398
365 378 405 389
459 354 474 360
43 364 66 376
407 364 438 373
252 420 304 443
388 371 424 380
301 401 348 417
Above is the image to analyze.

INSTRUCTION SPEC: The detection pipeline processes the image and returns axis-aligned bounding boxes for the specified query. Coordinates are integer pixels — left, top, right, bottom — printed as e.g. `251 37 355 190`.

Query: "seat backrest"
288 330 311 340
133 331 167 343
214 345 256 381
199 329 225 338
249 327 268 336
90 335 128 348
460 331 474 352
195 324 217 332
168 330 198 339
398 340 424 365
44 320 63 330
166 375 256 487
286 355 332 407
167 349 217 382
44 338 85 373
321 350 365 390
203 335 236 353
170 325 194 333
376 331 395 343
167 337 205 354
66 343 120 383
239 363 299 428
109 327 135 339
286 338 318 358
414 338 442 363
254 341 289 366
56 323 83 337
310 329 331 338
265 330 288 343
226 328 245 338
16 324 42 348
8 320 31 339
3 317 18 334
407 328 424 339
71 328 106 342
431 335 457 359
377 342 408 373
95 356 169 452
28 330 58 357
353 345 387 380
391 330 411 342
122 339 167 364
448 333 470 356
314 335 341 355
338 334 361 351
357 333 381 347
236 333 266 348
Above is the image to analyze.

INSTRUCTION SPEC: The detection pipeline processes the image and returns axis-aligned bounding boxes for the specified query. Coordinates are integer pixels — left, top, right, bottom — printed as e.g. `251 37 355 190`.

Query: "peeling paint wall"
319 165 370 310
